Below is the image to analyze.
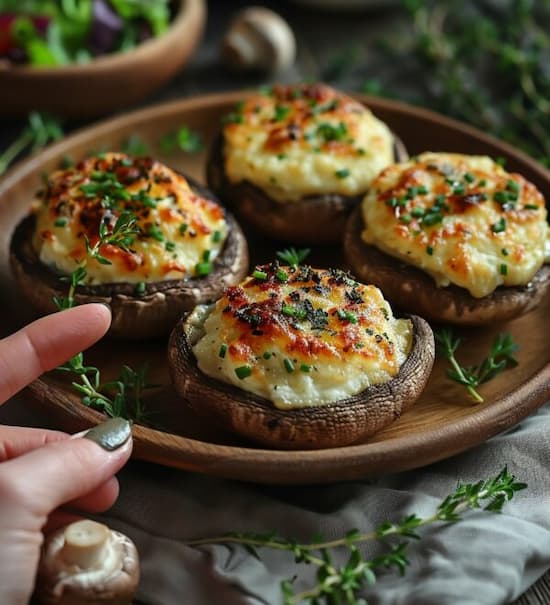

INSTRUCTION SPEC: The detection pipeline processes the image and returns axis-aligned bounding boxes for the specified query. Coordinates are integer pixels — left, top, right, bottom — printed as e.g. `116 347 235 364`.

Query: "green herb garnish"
276 247 311 267
235 365 252 379
435 329 519 403
186 467 526 605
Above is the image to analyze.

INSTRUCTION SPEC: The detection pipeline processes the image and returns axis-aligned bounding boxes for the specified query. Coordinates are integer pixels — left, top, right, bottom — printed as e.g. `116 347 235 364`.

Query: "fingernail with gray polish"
84 417 131 451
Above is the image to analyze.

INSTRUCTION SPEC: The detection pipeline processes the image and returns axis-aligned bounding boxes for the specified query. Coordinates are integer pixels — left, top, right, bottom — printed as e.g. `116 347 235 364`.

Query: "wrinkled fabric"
2 400 550 605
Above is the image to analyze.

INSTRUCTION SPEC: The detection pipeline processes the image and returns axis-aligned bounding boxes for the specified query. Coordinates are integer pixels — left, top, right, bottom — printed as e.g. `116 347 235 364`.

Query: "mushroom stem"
60 520 110 570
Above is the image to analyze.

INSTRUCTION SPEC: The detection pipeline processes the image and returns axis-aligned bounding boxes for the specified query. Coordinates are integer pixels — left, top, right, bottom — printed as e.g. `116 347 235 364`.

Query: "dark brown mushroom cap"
168 310 434 450
9 178 249 340
206 133 408 245
343 205 550 325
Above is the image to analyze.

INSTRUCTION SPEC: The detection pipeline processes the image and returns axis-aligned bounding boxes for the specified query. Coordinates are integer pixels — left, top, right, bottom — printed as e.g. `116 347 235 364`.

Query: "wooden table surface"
0 0 548 602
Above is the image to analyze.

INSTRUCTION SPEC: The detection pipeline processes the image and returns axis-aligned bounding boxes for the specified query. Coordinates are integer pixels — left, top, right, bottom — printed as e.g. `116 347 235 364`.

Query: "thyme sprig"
53 205 152 422
186 467 526 605
435 329 519 403
0 112 63 176
276 247 311 267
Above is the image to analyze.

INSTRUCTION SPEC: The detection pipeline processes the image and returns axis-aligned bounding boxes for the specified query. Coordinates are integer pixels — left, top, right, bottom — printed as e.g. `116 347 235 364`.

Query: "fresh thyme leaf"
0 112 63 176
120 134 149 156
276 247 311 267
185 467 525 605
160 125 204 154
435 328 519 403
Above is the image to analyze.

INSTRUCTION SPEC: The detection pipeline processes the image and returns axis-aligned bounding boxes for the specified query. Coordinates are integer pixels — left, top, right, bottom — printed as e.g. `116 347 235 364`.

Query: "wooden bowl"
0 0 206 118
0 91 549 484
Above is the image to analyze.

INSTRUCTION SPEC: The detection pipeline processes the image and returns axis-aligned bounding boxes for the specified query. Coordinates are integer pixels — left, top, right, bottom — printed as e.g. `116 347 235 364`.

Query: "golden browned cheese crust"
192 264 412 409
361 152 549 298
32 152 227 284
222 83 394 202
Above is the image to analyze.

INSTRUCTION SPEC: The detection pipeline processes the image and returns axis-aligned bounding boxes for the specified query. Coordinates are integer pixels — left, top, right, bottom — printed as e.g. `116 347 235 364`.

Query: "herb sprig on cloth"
186 467 525 605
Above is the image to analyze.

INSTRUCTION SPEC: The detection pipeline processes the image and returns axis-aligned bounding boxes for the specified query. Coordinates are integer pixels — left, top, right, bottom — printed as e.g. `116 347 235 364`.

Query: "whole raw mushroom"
222 6 296 73
35 519 140 605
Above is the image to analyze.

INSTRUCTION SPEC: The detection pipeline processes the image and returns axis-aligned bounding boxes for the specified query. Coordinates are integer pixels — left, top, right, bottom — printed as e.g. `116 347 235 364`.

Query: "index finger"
0 304 111 404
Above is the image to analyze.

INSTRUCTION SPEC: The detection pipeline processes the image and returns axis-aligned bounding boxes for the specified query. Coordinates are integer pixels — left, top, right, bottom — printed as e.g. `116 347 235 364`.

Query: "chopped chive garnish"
300 363 312 373
179 223 188 235
235 365 252 379
500 263 508 275
212 230 222 242
335 168 350 179
134 282 146 295
386 197 398 208
219 344 228 358
422 212 443 226
274 104 290 121
253 269 268 281
276 269 288 282
506 179 520 193
524 204 539 210
277 153 287 160
501 248 509 256
426 245 434 255
400 213 412 224
435 194 447 205
337 309 358 323
147 224 164 242
478 179 487 187
411 207 425 217
54 217 67 227
195 261 213 276
418 185 429 194
464 172 475 183
491 218 506 233
284 358 295 373
165 241 176 252
495 156 507 167
282 304 295 317
356 148 366 155
263 351 272 360
452 183 465 195
493 191 508 204
203 249 211 262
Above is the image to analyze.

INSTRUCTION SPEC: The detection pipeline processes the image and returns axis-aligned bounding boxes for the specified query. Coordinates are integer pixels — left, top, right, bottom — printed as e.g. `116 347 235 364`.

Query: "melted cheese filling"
192 265 412 409
32 153 228 285
223 83 394 202
361 152 550 298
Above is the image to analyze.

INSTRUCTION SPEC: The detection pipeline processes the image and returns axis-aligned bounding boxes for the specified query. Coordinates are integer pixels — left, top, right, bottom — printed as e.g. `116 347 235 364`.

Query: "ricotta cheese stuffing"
192 264 412 409
222 83 394 202
32 153 228 285
361 152 550 298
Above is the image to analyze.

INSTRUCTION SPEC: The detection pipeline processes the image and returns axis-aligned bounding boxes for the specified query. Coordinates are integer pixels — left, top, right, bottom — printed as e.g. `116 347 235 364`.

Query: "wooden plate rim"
2 90 550 484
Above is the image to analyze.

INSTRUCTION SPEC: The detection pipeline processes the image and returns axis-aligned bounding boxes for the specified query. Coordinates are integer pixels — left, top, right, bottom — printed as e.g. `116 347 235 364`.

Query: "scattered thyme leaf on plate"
435 329 519 403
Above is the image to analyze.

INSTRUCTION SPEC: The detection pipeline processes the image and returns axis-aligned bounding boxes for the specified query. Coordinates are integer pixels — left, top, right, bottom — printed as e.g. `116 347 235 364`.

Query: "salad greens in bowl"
0 0 205 117
0 0 172 66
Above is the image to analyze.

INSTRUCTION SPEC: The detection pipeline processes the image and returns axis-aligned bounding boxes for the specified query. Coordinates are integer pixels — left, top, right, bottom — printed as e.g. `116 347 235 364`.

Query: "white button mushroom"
222 7 296 74
36 519 140 605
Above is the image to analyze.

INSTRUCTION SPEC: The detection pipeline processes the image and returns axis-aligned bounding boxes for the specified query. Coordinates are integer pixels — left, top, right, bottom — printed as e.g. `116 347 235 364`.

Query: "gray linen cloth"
2 399 550 605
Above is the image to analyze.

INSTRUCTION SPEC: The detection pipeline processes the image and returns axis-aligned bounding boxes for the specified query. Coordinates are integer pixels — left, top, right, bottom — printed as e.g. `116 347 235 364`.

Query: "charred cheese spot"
32 153 228 284
361 152 550 298
192 264 412 409
222 83 394 202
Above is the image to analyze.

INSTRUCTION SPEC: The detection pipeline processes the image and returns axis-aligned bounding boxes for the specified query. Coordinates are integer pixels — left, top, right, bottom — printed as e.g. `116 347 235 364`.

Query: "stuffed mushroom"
344 152 550 324
206 83 407 244
168 262 434 449
10 153 249 339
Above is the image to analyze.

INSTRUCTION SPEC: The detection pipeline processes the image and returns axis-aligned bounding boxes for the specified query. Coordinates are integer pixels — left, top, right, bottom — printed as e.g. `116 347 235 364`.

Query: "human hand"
0 305 133 605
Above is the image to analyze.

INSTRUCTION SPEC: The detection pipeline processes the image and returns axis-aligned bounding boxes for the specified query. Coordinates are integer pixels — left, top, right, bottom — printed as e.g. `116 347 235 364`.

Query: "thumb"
0 418 132 527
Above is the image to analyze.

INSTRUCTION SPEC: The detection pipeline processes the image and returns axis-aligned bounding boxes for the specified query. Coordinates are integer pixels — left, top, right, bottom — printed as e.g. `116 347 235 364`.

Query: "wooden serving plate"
0 92 548 484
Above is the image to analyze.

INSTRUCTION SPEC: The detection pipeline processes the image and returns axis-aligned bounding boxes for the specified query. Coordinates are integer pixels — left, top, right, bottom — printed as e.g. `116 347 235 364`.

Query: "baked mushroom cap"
36 519 139 605
344 205 550 324
9 159 249 339
168 300 434 451
206 83 408 244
